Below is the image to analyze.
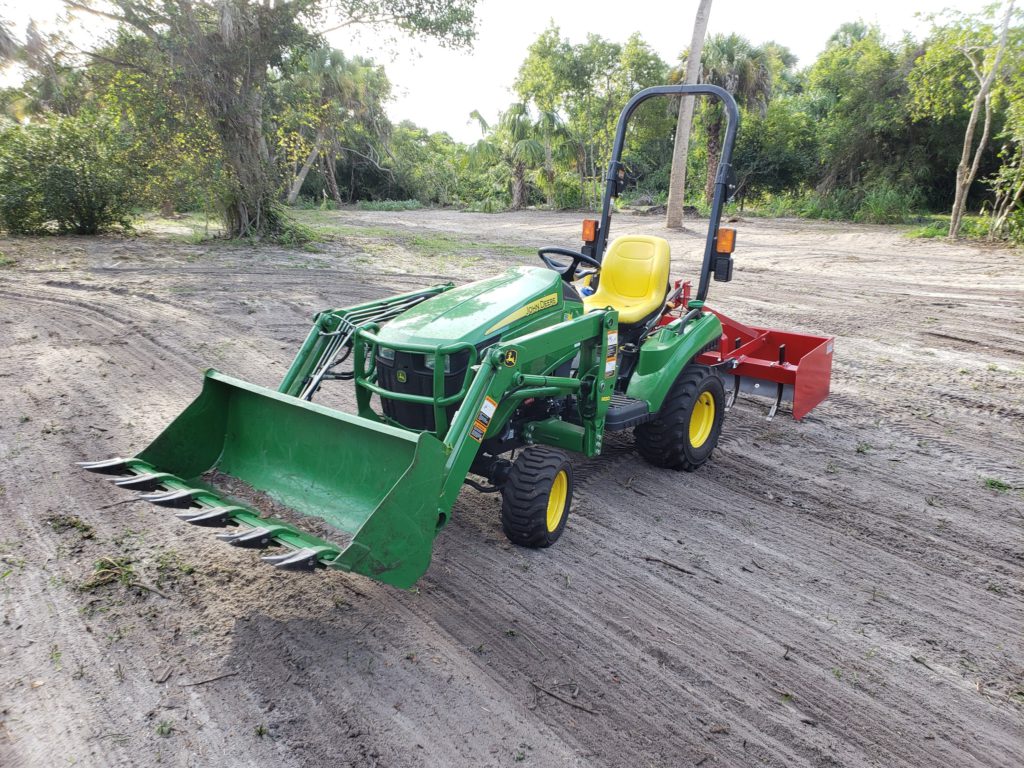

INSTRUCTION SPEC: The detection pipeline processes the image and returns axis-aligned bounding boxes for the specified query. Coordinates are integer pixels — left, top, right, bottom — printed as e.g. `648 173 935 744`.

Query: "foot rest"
604 394 652 431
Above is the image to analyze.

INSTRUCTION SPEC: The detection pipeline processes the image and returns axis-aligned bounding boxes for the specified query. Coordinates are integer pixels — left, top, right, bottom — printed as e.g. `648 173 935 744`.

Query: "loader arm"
436 308 618 515
279 283 455 400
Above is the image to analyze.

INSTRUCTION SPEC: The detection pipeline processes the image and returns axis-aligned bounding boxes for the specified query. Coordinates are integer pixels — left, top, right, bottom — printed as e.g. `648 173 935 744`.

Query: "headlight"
424 354 451 373
378 347 395 362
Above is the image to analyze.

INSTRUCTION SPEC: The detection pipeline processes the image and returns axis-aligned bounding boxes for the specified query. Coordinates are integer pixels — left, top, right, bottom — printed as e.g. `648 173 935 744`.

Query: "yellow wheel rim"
689 391 716 449
546 470 568 532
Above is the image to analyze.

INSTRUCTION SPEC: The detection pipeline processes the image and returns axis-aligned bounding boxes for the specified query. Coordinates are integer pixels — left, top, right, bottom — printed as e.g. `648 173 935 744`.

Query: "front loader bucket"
80 370 447 588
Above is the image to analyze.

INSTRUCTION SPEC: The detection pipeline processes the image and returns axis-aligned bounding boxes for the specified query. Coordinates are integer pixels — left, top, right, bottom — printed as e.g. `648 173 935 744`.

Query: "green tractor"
80 85 833 588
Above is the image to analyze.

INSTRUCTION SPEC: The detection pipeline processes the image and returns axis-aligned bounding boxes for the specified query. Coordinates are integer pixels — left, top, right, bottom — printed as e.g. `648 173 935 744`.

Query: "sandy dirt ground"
0 209 1021 768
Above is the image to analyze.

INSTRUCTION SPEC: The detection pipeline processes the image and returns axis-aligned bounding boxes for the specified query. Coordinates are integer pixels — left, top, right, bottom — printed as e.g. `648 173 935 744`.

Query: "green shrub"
1005 209 1024 245
0 115 138 235
354 199 423 212
797 188 860 220
907 214 989 240
854 182 922 224
553 172 583 210
464 197 504 213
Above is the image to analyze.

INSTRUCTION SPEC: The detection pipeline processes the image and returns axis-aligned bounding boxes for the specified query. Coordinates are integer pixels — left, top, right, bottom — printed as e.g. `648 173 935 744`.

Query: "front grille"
376 349 471 431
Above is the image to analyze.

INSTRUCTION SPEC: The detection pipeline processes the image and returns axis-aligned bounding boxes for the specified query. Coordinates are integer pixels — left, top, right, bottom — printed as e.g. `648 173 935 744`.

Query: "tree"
910 2 1018 238
806 24 915 199
469 103 544 209
276 47 391 205
694 34 774 203
533 108 570 207
515 26 667 209
88 31 227 216
666 0 711 229
66 0 477 238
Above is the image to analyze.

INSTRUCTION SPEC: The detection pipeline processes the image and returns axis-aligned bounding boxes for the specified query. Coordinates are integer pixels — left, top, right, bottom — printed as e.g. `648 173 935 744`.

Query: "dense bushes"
0 115 138 234
757 182 925 224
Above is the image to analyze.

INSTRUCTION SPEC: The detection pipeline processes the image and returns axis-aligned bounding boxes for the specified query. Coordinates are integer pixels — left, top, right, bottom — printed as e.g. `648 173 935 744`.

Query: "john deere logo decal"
503 350 518 367
396 370 407 383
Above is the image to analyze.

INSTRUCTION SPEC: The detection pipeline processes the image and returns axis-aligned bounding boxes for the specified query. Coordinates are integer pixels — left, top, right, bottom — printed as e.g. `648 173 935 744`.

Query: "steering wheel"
538 247 601 282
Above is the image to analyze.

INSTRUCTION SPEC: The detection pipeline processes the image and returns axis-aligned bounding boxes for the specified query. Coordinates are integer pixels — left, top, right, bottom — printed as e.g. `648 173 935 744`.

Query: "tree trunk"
991 150 1024 235
704 115 722 205
286 135 322 205
323 151 342 205
578 155 587 209
949 0 1014 239
543 138 555 208
511 160 527 210
207 88 281 238
666 0 713 229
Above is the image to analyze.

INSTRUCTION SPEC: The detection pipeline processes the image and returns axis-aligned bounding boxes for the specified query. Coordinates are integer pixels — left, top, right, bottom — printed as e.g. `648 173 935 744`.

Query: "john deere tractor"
81 85 832 588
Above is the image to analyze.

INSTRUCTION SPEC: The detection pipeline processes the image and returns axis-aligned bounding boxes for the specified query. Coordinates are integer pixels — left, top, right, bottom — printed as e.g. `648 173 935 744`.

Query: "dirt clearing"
1 210 1021 767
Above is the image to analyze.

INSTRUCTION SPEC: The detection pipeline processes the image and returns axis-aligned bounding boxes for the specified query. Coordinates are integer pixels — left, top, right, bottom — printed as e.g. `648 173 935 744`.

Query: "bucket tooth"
177 507 237 528
140 488 200 509
262 548 324 572
77 458 132 476
113 473 170 492
217 526 275 549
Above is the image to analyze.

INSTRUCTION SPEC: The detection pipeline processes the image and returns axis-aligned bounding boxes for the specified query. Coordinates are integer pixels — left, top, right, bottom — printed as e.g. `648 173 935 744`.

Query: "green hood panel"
378 266 568 345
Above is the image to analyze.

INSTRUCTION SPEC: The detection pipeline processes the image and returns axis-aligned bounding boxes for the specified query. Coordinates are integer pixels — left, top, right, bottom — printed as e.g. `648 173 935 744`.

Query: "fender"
626 313 723 412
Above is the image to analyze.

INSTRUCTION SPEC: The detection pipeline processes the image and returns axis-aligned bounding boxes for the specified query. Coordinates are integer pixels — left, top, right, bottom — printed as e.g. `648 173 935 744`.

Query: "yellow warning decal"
485 292 558 334
469 396 498 442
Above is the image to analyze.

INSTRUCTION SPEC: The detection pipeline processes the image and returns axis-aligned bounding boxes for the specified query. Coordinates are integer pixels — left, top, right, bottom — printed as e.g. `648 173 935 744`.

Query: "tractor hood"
377 266 577 346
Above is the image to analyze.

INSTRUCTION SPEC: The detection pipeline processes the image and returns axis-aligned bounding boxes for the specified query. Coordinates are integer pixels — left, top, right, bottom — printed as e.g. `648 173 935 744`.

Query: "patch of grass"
481 242 536 258
406 232 465 255
905 214 988 240
272 215 323 246
464 197 505 213
0 253 15 268
983 477 1012 492
254 724 269 738
855 441 872 454
155 550 195 576
155 720 174 737
46 514 95 539
355 199 423 212
136 211 223 242
50 643 62 670
81 556 136 591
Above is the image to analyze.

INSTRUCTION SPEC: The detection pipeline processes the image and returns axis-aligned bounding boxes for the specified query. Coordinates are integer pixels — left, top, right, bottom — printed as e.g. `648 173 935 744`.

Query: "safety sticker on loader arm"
470 396 498 442
605 330 618 377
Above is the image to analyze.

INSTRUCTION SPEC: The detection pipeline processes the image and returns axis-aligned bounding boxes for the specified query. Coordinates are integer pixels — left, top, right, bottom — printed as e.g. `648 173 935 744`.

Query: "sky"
2 0 983 142
328 0 980 142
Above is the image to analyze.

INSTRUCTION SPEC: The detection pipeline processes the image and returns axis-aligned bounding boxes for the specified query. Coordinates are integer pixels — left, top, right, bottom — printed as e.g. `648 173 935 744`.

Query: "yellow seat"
582 235 671 325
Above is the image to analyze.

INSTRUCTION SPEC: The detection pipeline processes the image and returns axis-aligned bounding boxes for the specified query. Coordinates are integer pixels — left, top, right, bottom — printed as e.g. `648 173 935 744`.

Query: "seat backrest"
599 235 671 301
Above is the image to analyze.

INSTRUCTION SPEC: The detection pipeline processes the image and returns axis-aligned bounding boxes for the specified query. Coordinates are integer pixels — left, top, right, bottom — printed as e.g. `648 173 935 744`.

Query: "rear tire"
636 364 725 471
500 447 573 548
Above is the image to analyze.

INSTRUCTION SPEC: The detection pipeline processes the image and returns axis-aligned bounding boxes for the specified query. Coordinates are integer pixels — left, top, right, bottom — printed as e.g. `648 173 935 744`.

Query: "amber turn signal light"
582 218 598 243
715 227 736 254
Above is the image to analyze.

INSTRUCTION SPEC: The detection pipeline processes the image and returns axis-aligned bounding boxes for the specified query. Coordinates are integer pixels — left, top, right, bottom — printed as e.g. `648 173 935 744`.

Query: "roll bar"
593 84 740 304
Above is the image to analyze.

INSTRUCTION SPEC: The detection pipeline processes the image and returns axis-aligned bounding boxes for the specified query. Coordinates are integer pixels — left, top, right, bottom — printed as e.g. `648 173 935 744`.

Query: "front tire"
500 447 573 548
636 364 725 471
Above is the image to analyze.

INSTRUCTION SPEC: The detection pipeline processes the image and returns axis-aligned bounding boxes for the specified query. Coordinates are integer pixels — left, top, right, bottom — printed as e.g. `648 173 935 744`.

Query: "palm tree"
533 108 571 208
666 0 713 229
282 48 378 205
469 103 545 210
693 34 774 203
